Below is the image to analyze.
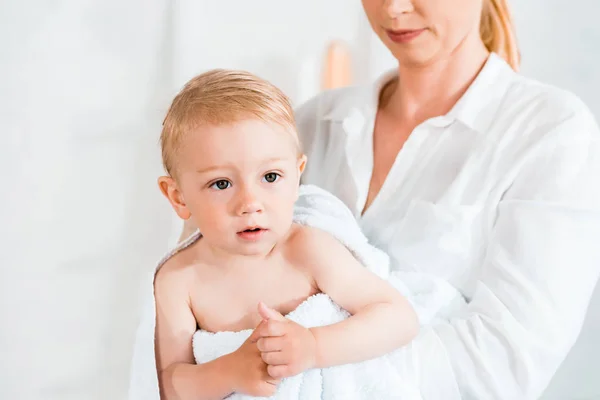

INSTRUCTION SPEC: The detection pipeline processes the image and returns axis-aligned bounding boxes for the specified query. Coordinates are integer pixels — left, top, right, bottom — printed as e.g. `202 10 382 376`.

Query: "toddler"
155 69 419 400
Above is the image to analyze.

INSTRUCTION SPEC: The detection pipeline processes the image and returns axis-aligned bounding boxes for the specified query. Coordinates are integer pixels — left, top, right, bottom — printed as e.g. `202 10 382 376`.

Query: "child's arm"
256 227 418 378
154 266 234 400
155 265 279 399
307 228 419 368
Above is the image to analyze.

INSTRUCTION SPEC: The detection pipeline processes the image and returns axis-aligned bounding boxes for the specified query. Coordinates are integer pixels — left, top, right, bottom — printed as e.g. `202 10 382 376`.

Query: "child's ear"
158 176 191 220
297 154 307 176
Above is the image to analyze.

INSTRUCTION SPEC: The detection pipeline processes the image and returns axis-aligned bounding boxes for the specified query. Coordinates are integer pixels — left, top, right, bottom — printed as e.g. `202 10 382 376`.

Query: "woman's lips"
386 28 426 43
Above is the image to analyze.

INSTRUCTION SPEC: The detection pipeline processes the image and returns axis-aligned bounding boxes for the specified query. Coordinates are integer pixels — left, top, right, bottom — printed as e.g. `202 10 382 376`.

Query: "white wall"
170 2 365 107
1 2 175 399
1 1 598 399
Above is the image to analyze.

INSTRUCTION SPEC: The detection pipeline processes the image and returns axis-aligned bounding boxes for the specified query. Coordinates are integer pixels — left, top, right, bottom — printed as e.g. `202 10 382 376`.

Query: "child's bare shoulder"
154 241 204 296
284 223 346 268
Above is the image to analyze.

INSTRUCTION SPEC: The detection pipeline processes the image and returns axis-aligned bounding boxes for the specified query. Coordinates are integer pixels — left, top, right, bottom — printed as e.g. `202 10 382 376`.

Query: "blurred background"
1 1 598 399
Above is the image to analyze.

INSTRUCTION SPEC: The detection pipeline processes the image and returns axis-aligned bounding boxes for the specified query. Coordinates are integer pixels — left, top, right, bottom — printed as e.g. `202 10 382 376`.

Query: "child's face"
171 119 305 257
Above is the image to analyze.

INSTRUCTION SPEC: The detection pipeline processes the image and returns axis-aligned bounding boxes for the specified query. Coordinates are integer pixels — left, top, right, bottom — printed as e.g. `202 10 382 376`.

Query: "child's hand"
227 321 280 397
255 302 317 379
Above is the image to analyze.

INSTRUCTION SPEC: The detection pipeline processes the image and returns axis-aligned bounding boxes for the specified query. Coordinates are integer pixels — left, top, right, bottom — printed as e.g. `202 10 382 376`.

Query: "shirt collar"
322 52 517 135
446 52 516 133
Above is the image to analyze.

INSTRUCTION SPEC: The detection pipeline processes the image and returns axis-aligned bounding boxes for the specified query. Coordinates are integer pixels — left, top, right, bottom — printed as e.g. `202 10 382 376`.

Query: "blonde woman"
293 0 600 399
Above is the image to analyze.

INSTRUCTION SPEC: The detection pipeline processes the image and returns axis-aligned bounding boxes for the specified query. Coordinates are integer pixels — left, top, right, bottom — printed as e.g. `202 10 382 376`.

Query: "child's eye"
263 173 280 183
210 180 231 190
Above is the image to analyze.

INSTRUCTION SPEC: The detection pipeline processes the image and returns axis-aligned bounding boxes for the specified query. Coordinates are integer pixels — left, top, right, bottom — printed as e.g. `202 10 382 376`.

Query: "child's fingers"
257 301 287 321
248 320 266 342
267 364 291 379
261 351 287 366
257 319 287 338
256 336 285 352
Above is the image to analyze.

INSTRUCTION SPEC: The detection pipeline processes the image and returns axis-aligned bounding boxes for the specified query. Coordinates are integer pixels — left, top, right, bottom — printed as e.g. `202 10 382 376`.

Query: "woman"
293 0 600 399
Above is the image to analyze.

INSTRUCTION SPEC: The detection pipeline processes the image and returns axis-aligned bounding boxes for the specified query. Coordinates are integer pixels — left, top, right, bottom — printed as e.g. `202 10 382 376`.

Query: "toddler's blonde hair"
160 69 297 177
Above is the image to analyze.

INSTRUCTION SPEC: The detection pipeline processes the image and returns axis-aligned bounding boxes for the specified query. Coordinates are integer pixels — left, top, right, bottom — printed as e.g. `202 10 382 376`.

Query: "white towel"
193 293 420 400
128 184 466 400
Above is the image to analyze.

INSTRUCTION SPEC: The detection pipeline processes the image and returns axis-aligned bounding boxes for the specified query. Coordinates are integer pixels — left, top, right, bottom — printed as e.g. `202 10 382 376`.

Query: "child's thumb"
258 301 286 321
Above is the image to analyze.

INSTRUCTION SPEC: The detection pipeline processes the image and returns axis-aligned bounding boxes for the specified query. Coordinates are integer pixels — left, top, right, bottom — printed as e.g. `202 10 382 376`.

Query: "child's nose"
236 189 263 215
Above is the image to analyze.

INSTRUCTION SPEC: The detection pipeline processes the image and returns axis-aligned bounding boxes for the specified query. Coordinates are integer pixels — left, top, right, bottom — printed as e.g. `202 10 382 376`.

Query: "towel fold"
128 184 467 400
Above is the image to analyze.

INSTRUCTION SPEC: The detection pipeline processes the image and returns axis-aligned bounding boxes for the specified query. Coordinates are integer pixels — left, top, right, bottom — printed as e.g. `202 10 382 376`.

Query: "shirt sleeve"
390 109 600 399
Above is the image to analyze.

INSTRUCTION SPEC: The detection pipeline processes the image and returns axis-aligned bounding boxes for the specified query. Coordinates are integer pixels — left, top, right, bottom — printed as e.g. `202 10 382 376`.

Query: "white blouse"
295 53 600 399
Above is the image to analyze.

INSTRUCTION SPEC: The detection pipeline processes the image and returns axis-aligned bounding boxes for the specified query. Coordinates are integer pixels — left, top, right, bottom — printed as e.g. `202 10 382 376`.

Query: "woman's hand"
255 302 317 379
226 320 280 397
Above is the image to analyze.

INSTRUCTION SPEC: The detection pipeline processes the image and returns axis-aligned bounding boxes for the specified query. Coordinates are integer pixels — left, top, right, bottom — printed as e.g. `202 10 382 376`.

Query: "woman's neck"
384 33 490 125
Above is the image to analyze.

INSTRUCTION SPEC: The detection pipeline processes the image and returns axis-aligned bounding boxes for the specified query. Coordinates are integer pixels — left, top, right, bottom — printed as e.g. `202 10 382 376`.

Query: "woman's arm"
390 111 600 399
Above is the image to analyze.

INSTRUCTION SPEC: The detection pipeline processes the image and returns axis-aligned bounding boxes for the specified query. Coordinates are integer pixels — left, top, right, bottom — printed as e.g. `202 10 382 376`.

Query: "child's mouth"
237 227 267 241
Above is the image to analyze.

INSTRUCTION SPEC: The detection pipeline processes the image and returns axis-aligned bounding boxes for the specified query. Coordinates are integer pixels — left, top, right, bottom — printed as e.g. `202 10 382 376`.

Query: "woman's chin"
394 47 442 68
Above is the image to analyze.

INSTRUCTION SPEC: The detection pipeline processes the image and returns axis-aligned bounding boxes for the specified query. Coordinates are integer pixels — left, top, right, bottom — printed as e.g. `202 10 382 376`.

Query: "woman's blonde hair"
480 0 520 71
